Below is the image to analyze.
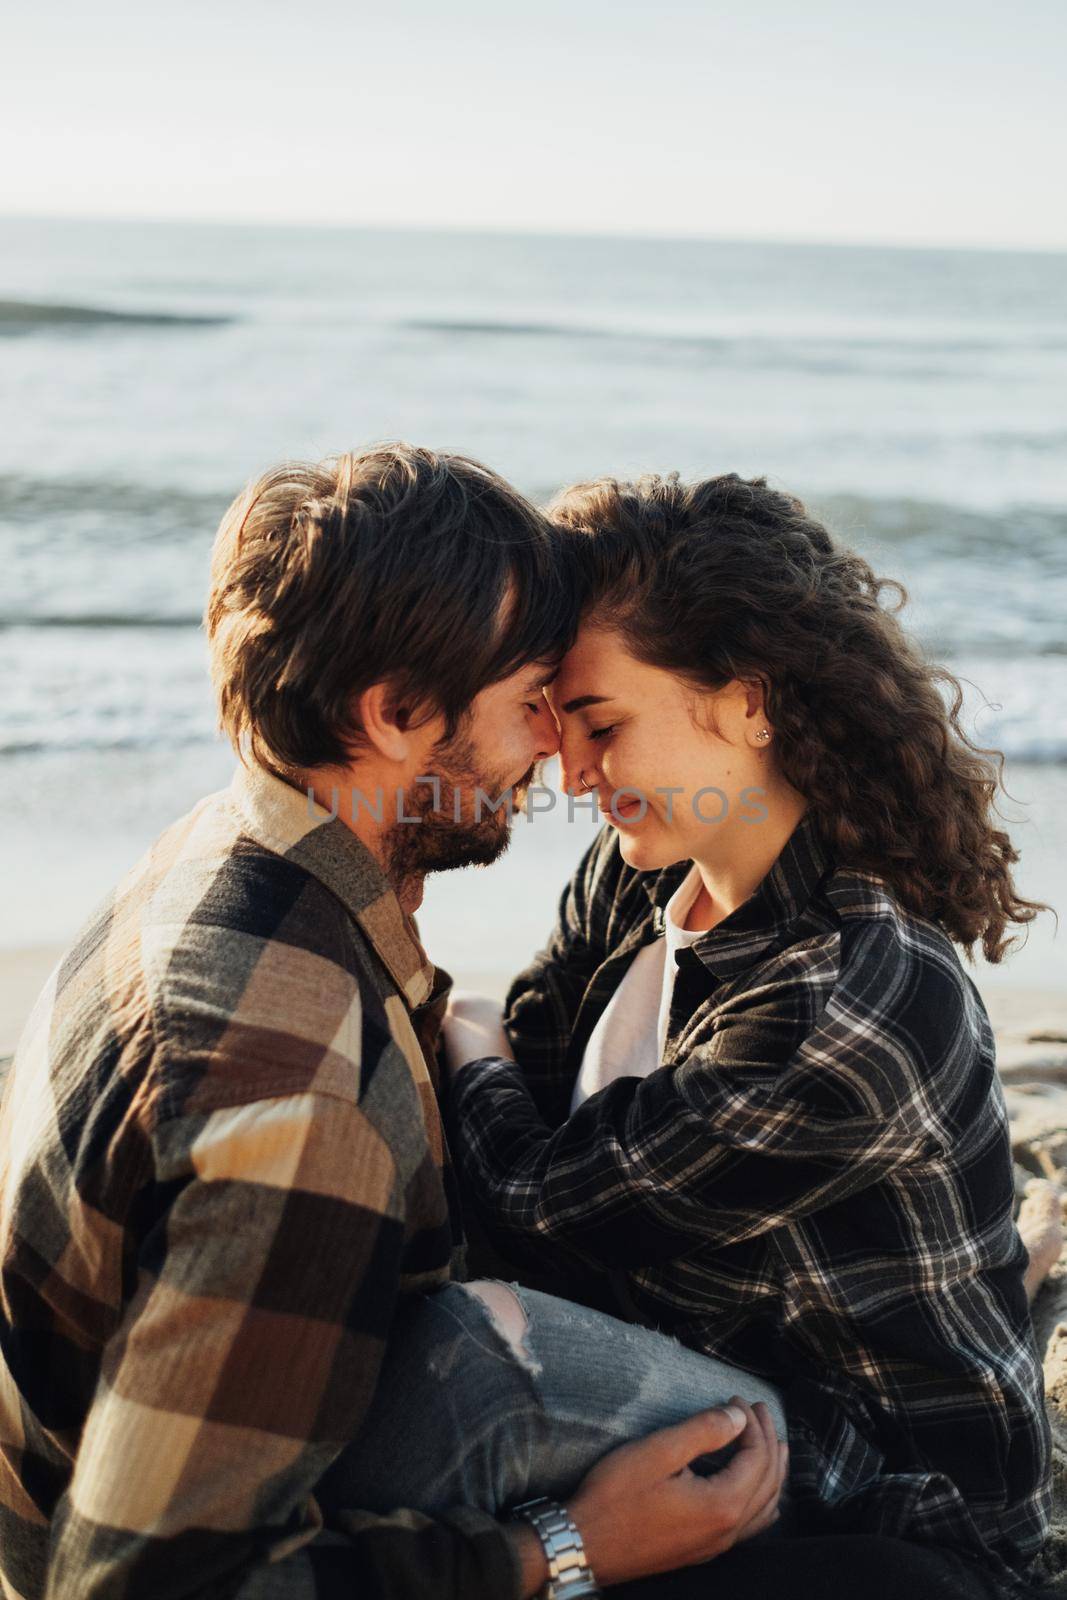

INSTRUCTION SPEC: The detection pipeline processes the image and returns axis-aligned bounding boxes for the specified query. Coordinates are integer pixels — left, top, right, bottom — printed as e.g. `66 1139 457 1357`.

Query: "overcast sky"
4 0 1065 250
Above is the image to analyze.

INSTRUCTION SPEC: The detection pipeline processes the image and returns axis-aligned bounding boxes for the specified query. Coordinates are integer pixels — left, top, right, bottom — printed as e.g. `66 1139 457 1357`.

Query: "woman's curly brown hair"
550 471 1053 965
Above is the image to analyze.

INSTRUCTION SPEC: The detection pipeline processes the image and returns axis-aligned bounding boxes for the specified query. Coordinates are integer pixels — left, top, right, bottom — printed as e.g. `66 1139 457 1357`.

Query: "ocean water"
1 216 1064 989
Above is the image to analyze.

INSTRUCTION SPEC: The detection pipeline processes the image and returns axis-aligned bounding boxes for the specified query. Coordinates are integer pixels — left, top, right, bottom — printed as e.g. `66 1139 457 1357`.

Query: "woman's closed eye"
588 725 618 742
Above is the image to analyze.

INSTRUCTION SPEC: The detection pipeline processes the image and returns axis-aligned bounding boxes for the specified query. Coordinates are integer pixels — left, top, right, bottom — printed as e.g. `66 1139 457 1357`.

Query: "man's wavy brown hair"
205 443 577 777
550 471 1052 964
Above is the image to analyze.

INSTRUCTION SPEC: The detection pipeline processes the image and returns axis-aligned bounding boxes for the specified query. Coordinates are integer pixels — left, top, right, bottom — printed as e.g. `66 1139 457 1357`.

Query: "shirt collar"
642 809 833 980
226 761 436 1009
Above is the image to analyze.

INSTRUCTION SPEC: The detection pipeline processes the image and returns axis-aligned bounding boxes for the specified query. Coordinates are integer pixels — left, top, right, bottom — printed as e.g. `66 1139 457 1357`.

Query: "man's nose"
531 701 561 762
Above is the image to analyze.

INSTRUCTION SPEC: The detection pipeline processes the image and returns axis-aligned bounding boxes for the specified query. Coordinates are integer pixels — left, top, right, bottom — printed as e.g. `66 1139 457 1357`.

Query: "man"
0 444 783 1600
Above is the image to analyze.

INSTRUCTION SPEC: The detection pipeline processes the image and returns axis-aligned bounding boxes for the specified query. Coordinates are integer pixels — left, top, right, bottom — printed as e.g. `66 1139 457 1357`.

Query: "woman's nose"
557 735 592 797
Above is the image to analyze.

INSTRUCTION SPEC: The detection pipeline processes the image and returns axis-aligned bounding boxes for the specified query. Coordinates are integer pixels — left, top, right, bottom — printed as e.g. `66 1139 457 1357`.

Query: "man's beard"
383 724 536 889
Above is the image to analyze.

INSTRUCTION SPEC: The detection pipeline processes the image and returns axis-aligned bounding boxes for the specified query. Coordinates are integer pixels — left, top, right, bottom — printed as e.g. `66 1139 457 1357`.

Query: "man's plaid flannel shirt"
0 763 519 1600
450 810 1052 1587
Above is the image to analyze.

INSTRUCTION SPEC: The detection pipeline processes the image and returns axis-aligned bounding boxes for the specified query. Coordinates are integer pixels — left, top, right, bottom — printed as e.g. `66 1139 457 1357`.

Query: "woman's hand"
441 990 512 1079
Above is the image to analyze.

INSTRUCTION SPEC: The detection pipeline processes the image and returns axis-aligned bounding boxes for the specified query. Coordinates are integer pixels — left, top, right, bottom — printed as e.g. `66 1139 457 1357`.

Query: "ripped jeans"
314 1279 790 1525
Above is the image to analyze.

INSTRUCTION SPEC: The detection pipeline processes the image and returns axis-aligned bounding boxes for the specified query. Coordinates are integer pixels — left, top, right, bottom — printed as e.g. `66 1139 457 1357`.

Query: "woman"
441 471 1054 1593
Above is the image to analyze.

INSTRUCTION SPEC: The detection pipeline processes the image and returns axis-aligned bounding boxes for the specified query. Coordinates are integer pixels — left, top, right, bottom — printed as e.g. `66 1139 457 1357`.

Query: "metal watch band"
510 1497 601 1599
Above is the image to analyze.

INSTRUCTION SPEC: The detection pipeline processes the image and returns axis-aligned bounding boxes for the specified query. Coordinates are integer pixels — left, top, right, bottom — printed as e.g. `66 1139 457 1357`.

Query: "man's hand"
567 1397 787 1589
441 990 512 1079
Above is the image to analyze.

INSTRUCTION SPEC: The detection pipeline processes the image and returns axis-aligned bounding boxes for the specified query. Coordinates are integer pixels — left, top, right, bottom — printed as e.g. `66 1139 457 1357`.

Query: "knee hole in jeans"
460 1280 539 1372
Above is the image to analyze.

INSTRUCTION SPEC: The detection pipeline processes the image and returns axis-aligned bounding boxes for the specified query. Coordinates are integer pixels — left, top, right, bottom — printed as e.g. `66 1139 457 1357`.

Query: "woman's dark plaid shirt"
451 811 1052 1584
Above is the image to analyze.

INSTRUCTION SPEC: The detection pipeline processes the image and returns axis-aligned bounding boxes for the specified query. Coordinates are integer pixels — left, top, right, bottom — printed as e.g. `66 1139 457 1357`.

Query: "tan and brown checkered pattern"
0 763 514 1600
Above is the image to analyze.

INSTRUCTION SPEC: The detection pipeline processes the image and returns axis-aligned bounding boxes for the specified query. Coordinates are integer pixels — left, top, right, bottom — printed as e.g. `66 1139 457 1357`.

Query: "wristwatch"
510 1497 601 1598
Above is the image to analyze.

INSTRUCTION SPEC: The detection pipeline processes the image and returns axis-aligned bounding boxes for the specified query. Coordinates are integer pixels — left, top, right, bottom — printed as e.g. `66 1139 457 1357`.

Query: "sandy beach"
0 946 64 1060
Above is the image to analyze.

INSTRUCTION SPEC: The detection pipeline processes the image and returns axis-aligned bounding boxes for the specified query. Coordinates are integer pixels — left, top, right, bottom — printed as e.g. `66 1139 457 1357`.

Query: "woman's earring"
756 728 771 743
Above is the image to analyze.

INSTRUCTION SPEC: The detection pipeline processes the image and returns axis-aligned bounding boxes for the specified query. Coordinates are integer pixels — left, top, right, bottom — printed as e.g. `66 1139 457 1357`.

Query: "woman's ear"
741 675 771 724
730 677 774 750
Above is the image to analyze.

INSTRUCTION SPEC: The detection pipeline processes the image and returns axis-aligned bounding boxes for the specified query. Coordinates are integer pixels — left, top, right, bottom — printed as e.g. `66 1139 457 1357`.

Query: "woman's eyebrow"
560 694 614 714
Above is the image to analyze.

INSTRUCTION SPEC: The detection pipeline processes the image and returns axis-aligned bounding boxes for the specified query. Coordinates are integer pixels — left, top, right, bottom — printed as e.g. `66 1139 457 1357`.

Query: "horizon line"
2 207 1066 260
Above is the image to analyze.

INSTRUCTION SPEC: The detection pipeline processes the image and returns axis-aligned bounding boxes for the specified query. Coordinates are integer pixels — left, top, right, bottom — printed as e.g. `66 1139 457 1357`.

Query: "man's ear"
354 682 412 763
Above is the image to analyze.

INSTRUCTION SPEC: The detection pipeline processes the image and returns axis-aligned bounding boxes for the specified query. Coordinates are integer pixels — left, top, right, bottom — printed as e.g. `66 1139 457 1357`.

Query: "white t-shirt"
569 864 707 1113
